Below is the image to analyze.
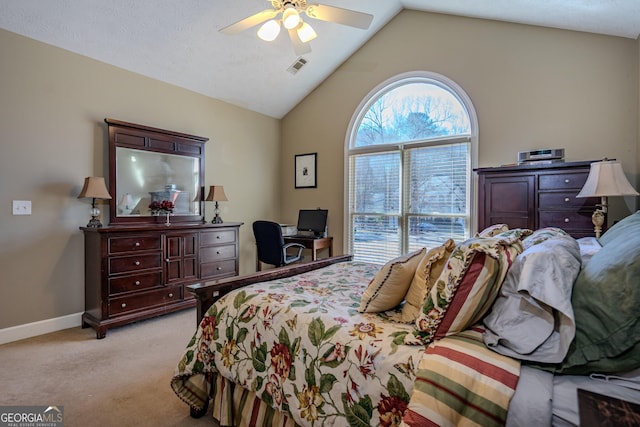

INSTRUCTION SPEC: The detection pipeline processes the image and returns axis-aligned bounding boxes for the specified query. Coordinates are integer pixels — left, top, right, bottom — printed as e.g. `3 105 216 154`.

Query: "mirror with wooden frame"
106 118 208 225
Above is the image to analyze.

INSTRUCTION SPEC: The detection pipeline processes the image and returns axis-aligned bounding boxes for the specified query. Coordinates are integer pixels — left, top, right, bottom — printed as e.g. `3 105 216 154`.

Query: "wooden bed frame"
187 255 353 324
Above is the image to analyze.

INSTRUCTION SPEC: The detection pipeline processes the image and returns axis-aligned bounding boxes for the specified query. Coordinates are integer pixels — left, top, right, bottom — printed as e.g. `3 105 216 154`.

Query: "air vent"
287 57 308 74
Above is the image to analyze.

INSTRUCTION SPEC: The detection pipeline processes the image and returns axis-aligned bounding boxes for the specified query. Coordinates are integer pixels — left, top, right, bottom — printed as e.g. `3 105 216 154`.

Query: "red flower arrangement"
149 200 174 214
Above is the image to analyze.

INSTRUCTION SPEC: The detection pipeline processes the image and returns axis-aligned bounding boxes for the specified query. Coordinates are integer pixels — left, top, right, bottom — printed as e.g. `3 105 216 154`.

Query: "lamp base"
591 209 605 239
86 216 103 228
211 215 223 224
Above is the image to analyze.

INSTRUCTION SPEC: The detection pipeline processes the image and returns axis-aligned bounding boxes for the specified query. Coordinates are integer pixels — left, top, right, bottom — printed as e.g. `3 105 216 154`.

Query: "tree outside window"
347 75 475 263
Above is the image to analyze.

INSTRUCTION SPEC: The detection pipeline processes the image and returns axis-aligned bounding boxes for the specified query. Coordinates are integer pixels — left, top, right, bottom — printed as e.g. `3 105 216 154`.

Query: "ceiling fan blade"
288 29 312 56
304 4 373 29
219 9 279 34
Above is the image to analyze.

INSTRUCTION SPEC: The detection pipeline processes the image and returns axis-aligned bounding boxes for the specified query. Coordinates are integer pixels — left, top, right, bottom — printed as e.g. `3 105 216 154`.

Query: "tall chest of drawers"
82 222 242 338
476 161 603 238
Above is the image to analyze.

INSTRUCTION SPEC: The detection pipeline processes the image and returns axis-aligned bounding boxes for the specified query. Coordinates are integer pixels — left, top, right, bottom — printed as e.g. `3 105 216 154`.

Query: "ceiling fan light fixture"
282 6 300 30
257 19 281 41
297 22 317 43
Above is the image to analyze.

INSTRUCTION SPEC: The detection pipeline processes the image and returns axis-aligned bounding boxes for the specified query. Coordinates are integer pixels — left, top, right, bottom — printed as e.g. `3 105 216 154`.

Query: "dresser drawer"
200 230 236 246
200 244 236 262
109 286 182 316
109 271 163 295
108 235 162 254
538 211 594 230
201 259 237 279
108 253 162 275
538 191 596 209
539 172 588 190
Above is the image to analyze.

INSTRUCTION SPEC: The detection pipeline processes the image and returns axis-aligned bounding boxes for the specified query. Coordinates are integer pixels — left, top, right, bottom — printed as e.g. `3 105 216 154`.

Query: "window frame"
343 71 479 261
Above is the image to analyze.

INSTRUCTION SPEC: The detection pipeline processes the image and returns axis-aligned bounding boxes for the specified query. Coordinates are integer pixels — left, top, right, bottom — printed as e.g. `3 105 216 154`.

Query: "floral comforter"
171 261 427 426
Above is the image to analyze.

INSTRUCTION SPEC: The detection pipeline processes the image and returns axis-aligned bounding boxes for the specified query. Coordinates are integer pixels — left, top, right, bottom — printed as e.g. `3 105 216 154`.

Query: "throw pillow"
400 239 456 323
416 229 528 342
556 217 640 374
477 223 509 237
358 248 426 313
522 227 569 251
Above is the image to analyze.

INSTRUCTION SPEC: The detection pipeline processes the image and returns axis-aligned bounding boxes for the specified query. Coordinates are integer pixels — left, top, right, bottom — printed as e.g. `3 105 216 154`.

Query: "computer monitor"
296 209 328 237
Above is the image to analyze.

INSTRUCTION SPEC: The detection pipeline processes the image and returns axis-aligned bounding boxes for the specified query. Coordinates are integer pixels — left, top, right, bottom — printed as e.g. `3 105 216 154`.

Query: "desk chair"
253 220 305 270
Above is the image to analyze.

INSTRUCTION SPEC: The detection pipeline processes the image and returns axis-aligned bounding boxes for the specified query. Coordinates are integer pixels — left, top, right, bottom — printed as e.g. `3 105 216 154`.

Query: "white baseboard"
0 312 83 345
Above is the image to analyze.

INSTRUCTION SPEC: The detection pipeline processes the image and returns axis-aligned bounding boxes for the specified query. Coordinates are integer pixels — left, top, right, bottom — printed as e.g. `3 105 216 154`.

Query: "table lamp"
205 185 228 224
78 177 112 227
576 159 639 238
119 193 134 215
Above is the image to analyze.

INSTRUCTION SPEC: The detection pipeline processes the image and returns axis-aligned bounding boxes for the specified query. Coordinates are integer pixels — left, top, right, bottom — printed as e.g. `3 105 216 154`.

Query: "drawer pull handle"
166 258 170 262
216 235 221 239
121 303 127 308
168 293 174 298
135 281 140 286
135 242 140 247
217 267 222 270
564 179 570 183
216 250 221 254
564 197 570 202
564 218 570 223
134 261 140 266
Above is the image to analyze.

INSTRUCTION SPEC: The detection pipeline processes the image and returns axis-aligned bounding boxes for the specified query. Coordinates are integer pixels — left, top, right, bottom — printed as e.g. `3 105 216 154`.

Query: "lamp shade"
257 19 281 41
119 193 134 207
297 22 317 43
205 185 228 202
78 177 112 199
576 160 639 198
282 6 300 29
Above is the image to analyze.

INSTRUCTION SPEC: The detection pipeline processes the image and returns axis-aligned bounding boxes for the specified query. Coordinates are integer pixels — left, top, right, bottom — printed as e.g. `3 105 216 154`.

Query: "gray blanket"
483 235 582 363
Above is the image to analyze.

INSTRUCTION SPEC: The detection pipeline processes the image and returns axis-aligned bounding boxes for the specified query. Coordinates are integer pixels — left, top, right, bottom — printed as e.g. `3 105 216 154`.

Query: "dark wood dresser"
81 222 242 338
476 161 603 238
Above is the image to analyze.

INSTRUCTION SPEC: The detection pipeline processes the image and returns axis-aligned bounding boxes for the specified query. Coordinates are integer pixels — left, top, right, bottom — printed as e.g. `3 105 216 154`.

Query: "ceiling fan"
220 0 373 55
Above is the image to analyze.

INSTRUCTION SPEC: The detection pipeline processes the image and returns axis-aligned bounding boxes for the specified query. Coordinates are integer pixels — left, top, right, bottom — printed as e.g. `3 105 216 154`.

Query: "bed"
171 211 640 426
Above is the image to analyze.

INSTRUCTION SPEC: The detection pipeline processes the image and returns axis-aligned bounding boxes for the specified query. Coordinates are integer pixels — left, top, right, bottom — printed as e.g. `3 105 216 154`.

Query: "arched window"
345 71 478 263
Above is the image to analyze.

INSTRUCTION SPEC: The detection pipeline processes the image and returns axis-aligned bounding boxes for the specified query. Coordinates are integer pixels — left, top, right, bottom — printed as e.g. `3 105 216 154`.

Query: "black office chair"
253 220 305 270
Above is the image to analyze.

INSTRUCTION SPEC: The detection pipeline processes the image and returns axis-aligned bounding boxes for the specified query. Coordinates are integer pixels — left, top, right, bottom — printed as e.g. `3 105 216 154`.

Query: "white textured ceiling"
1 0 638 119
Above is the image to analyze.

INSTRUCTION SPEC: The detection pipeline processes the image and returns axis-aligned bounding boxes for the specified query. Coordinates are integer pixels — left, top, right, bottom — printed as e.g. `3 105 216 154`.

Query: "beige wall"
0 29 281 329
2 11 640 332
281 10 640 254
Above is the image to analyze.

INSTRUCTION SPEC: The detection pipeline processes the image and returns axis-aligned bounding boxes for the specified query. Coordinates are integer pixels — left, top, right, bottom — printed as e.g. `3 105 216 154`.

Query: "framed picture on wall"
295 153 317 188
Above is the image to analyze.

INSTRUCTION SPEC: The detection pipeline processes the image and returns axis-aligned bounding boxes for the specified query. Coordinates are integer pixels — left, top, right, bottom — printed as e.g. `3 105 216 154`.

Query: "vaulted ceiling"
1 0 638 119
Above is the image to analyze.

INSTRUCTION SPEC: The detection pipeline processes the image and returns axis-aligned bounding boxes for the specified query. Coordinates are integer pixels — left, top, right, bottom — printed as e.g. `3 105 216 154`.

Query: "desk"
284 236 333 261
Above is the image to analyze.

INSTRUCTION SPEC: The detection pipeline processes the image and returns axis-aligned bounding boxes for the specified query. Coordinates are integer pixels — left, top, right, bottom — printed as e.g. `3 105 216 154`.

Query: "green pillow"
598 210 640 247
557 221 640 374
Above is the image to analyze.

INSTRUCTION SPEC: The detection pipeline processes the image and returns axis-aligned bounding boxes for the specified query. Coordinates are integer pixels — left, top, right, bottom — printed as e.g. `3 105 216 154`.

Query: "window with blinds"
347 74 475 264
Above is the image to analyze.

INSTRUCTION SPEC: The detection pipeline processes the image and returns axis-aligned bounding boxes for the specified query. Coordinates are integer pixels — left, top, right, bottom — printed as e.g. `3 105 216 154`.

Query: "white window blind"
346 73 475 264
348 139 470 264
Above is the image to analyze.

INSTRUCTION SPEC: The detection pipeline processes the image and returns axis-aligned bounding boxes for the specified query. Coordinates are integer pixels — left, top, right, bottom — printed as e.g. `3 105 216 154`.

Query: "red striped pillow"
416 230 527 341
403 327 520 427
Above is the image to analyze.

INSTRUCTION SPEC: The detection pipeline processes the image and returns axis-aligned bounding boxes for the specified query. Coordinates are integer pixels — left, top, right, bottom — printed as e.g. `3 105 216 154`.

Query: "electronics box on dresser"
518 148 565 165
476 160 603 238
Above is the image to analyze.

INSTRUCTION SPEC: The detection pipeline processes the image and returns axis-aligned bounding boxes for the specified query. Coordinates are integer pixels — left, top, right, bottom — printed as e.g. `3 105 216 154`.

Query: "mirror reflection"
115 147 200 217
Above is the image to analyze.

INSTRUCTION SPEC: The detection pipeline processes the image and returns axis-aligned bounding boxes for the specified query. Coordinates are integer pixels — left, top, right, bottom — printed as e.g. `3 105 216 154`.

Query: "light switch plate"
12 200 32 215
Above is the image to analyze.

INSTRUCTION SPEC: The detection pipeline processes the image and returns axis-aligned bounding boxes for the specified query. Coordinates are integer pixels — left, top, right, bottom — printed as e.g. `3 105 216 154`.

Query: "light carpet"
0 308 218 427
